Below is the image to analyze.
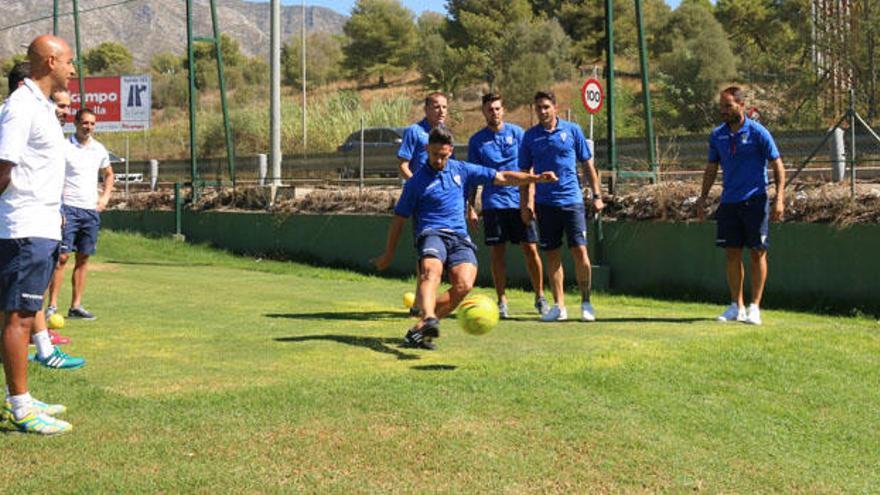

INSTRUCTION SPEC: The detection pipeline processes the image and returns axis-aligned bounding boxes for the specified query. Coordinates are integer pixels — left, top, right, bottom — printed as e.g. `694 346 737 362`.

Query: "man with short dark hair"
397 92 447 179
6 62 30 96
46 108 114 321
520 91 604 322
51 89 70 126
696 86 785 325
373 127 557 349
467 93 548 318
0 34 78 434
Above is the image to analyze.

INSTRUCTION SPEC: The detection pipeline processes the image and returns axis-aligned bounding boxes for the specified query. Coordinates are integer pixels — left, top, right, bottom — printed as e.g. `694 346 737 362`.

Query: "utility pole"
270 0 282 187
302 0 308 158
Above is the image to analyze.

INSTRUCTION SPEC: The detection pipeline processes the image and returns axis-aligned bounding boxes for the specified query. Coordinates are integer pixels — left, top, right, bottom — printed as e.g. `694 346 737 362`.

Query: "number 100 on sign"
580 78 604 114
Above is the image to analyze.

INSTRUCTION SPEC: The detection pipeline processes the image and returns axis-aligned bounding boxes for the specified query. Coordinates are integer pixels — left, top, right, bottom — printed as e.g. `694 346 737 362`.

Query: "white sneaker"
745 304 762 325
498 301 510 319
580 301 596 322
717 303 746 322
541 304 567 322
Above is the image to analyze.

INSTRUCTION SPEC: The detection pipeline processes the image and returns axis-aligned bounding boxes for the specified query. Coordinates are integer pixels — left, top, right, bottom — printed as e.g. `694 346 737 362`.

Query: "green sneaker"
8 411 72 435
30 347 86 369
3 400 66 420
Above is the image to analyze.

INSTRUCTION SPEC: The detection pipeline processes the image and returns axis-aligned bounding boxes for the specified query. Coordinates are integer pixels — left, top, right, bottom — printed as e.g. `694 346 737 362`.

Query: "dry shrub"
108 182 880 226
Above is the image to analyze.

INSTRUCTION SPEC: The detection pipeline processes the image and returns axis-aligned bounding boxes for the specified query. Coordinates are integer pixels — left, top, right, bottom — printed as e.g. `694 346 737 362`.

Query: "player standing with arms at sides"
46 108 114 321
373 127 557 349
3 68 83 354
520 91 604 322
0 34 78 434
696 86 785 325
467 93 548 318
398 92 448 179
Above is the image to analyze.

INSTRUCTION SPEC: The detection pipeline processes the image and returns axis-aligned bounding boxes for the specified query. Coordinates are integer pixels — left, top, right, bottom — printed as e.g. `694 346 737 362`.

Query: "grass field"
1 231 878 493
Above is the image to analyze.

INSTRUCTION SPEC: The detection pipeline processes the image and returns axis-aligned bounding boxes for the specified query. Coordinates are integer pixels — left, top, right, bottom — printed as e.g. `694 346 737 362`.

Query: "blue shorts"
483 208 539 246
61 205 100 255
715 194 769 250
536 203 588 250
0 238 60 313
417 230 478 269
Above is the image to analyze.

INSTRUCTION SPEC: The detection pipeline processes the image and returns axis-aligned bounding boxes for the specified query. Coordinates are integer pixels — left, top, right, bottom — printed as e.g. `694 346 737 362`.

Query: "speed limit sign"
581 78 604 114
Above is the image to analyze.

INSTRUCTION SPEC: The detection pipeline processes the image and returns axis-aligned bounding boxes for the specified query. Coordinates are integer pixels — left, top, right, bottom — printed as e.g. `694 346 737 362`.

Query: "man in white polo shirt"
46 108 114 321
0 34 77 434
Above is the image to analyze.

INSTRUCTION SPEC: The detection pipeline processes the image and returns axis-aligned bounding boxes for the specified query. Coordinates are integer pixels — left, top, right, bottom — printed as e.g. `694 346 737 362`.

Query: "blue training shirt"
397 118 432 175
394 159 497 237
519 118 591 206
467 123 525 211
708 117 780 204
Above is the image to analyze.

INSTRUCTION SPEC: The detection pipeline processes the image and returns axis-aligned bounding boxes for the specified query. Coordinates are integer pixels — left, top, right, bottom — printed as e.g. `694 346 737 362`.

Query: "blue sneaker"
30 348 86 369
67 306 96 320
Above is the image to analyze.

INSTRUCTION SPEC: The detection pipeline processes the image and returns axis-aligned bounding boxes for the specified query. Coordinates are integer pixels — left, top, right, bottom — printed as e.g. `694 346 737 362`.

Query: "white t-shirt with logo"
0 78 66 240
63 134 110 210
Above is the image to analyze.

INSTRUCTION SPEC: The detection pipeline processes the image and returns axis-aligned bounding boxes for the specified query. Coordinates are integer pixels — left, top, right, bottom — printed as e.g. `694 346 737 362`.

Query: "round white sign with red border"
581 78 604 114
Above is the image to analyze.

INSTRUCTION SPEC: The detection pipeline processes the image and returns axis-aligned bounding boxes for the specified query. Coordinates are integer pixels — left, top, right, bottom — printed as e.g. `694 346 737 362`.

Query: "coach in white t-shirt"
47 108 114 321
0 34 77 434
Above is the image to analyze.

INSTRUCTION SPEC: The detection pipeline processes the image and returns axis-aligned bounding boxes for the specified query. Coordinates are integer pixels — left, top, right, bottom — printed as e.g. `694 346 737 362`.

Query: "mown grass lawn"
2 231 878 493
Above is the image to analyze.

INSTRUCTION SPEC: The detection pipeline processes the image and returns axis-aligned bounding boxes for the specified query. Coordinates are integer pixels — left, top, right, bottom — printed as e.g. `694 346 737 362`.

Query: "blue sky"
281 1 682 17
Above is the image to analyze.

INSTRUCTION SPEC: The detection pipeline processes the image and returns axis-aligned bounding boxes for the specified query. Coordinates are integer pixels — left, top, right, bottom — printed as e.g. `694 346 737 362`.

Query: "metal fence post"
150 159 159 191
258 154 268 186
830 128 846 182
173 182 185 241
359 116 365 194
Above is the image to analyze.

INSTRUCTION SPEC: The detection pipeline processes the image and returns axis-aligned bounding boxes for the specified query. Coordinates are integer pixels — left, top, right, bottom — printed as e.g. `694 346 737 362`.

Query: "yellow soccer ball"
403 292 416 309
47 313 65 330
457 294 499 336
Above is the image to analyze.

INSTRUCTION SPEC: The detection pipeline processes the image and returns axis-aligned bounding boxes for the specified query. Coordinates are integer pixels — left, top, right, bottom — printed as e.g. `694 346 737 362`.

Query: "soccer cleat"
403 327 436 350
408 305 422 318
534 296 550 316
48 329 70 346
717 303 746 322
580 301 596 322
541 304 568 322
45 305 57 318
498 301 510 319
9 412 72 435
67 306 96 320
419 317 440 339
745 304 762 325
30 347 86 369
4 399 66 420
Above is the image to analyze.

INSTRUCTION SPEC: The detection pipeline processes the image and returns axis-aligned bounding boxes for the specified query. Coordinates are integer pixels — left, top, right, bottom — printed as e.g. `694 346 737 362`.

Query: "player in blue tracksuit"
467 93 548 319
520 91 605 323
397 92 447 179
373 127 557 350
696 86 786 325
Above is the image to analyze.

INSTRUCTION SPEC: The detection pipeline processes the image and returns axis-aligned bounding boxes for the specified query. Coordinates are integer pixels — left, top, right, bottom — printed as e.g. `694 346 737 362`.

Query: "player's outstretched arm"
696 161 720 221
371 215 406 271
494 170 557 187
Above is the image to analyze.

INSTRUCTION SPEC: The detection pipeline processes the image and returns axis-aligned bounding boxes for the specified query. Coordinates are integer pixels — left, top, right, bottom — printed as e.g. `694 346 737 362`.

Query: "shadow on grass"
266 311 404 321
275 334 420 360
598 317 714 323
104 259 215 267
410 364 457 371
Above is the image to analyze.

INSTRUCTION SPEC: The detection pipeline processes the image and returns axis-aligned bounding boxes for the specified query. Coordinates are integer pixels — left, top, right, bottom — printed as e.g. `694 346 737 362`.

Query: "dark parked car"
336 127 407 178
337 127 406 153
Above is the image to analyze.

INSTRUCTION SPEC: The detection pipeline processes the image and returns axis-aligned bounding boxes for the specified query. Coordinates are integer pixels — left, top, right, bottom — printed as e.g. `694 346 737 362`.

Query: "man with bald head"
0 34 78 434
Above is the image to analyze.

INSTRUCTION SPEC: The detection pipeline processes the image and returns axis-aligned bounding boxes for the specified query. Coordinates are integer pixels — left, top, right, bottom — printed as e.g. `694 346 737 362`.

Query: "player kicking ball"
372 127 557 350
